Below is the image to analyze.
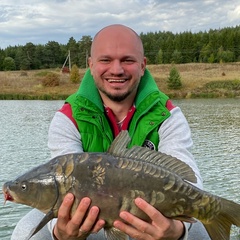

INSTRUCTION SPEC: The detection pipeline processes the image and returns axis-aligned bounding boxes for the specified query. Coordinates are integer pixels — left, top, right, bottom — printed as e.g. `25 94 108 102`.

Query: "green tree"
167 66 182 89
208 53 215 63
164 35 175 64
175 31 195 63
0 49 6 70
155 49 163 64
1 25 240 70
217 46 235 63
171 50 182 64
22 42 37 69
44 41 62 68
78 35 92 68
67 37 79 66
14 46 31 70
3 57 16 70
233 30 240 61
34 44 46 69
199 43 212 63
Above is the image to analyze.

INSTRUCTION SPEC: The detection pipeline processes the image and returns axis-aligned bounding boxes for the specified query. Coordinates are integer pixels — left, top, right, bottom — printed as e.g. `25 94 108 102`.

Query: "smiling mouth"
107 79 127 83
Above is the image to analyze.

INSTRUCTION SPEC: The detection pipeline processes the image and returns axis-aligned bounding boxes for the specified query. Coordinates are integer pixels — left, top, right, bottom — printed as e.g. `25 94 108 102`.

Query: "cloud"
0 0 239 48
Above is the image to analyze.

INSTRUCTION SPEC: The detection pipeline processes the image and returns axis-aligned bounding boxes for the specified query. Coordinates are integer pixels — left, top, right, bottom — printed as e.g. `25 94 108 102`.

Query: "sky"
0 0 240 49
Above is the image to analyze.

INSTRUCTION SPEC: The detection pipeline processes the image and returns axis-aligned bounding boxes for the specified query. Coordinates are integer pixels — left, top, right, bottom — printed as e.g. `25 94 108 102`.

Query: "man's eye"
124 59 134 64
100 59 110 63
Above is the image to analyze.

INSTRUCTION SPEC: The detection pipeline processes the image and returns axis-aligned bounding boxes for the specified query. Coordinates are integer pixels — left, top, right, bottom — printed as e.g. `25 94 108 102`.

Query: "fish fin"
174 216 197 223
107 130 131 155
203 198 240 240
125 146 197 183
108 131 197 183
26 210 54 240
104 227 128 240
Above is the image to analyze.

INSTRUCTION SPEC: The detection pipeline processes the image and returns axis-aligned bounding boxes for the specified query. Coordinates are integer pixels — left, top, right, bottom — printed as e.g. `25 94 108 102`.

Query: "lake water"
0 99 239 239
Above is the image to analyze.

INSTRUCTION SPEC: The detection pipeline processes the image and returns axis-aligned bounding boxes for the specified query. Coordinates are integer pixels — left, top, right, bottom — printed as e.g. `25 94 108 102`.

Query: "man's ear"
88 57 93 69
141 57 147 75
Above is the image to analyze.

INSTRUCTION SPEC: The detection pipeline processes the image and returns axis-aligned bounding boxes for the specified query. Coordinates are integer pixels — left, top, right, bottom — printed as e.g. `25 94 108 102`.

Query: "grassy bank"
0 63 239 100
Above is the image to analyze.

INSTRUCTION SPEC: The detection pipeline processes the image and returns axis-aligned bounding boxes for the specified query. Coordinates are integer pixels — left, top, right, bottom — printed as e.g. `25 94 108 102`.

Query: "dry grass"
147 62 240 93
0 63 239 99
0 69 86 99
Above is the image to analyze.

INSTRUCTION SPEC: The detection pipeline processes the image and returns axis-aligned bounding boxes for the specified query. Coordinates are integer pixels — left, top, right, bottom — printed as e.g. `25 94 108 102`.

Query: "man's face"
89 26 146 103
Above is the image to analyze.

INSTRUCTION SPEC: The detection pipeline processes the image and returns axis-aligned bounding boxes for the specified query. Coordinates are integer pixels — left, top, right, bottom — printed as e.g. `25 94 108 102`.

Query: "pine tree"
167 66 182 89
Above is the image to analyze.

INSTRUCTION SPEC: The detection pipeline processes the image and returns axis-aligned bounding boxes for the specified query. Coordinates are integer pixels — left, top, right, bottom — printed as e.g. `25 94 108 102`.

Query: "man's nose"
109 60 124 75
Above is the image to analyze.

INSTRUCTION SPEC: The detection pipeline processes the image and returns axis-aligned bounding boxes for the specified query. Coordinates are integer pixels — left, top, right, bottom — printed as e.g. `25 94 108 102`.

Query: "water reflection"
174 99 240 198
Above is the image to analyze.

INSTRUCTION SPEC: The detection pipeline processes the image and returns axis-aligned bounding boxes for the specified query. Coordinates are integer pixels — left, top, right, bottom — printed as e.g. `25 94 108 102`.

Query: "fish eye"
21 184 27 191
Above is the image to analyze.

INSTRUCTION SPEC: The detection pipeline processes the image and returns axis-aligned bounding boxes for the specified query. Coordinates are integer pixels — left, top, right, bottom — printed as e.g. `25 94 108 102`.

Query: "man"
12 24 210 240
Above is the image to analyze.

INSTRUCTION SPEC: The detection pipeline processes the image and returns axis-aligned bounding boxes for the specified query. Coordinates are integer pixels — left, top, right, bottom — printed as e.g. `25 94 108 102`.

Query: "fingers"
113 198 156 239
73 205 103 233
114 198 184 240
134 198 184 238
54 194 105 239
134 197 163 223
57 193 75 226
87 208 105 233
114 212 149 240
67 197 92 234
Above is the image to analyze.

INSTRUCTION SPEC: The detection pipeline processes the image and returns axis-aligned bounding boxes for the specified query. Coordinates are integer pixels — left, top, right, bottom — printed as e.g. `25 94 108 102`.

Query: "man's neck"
104 104 136 137
104 101 133 122
100 92 135 122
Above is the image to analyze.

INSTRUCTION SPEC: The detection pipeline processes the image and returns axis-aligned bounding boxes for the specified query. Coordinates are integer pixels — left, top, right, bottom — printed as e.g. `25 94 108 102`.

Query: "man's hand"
113 197 184 240
53 193 105 240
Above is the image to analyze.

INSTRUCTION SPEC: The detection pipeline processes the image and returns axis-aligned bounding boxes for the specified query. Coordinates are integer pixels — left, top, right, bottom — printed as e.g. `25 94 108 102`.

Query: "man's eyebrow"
96 54 137 59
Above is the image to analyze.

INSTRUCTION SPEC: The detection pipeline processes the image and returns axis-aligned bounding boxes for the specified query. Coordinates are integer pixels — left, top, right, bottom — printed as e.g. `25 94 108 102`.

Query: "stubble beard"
95 75 140 102
98 87 133 102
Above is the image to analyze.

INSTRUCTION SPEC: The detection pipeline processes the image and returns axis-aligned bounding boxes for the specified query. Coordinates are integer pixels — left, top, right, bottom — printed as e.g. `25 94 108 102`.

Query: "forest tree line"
0 25 240 71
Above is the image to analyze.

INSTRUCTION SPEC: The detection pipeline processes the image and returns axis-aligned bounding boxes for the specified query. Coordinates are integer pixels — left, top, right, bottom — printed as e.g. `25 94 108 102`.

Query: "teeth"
108 79 125 83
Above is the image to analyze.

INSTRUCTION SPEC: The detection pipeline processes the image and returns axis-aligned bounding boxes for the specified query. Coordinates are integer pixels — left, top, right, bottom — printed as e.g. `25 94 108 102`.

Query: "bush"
167 66 182 89
42 72 60 87
3 57 16 71
70 64 80 83
205 79 240 90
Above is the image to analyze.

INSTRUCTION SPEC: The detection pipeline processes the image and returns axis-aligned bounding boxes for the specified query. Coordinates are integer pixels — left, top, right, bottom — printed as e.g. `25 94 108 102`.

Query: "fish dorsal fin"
123 146 197 183
104 227 128 240
108 131 197 183
108 130 131 155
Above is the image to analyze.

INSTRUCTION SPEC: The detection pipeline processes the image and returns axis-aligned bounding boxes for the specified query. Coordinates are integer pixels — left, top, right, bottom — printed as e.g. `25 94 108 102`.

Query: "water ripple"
1 99 240 239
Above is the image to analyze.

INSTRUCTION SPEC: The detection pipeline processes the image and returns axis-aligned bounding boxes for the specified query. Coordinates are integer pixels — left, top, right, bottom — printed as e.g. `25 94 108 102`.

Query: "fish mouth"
3 186 14 203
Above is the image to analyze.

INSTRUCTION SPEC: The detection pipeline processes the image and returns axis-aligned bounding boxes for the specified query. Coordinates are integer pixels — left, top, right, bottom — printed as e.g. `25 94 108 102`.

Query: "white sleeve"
48 111 83 158
158 107 203 189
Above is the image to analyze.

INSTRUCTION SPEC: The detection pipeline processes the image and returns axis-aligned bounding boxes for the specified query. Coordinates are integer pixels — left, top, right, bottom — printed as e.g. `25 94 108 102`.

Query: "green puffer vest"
66 69 171 152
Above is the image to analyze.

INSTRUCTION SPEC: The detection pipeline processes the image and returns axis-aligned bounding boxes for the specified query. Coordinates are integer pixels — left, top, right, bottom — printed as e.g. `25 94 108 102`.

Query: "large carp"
3 131 240 240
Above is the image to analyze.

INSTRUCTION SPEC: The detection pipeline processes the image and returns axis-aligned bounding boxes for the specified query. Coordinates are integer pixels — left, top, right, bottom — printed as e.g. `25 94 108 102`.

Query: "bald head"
90 24 144 58
88 24 146 105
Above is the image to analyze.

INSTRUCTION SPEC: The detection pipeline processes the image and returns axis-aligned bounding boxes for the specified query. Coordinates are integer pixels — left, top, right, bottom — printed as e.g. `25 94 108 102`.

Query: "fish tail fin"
203 198 240 240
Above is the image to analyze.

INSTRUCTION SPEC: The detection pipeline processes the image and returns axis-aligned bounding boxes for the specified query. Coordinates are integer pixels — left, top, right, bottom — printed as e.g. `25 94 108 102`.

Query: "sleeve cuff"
178 222 192 240
47 218 58 240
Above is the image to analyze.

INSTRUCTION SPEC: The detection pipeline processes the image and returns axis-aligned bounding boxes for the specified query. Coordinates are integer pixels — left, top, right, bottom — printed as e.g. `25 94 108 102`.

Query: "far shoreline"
0 63 239 100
